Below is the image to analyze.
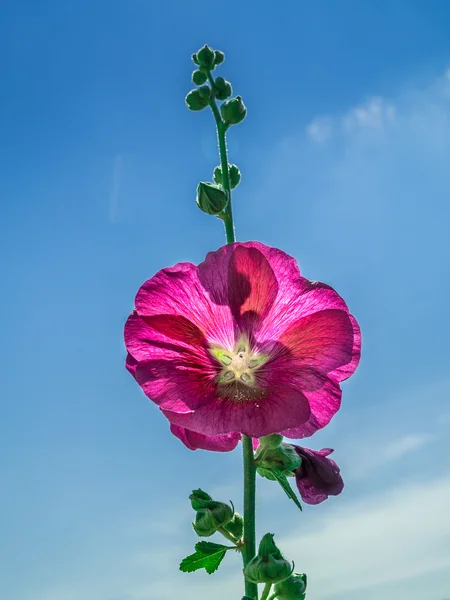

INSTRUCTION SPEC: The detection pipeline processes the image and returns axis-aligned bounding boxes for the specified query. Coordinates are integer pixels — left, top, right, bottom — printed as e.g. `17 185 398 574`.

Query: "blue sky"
2 1 450 599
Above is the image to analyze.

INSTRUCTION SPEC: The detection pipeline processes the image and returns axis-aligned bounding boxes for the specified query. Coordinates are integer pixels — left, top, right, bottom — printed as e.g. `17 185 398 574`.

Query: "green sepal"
192 52 200 65
271 471 303 511
259 434 284 449
213 166 223 185
255 443 301 474
224 512 244 539
212 164 241 189
189 489 212 511
228 164 241 188
180 541 232 574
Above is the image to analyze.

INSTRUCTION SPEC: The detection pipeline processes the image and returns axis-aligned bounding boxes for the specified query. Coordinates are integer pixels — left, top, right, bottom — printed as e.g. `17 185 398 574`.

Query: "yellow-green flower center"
210 336 267 388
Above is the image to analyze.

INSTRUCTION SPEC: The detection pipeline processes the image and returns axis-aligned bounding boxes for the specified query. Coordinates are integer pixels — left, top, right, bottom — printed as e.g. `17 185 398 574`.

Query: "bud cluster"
189 489 234 537
185 44 247 127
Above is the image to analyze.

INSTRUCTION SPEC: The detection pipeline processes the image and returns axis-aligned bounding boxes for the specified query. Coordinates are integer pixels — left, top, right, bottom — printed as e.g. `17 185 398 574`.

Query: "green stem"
208 75 257 599
217 526 241 546
242 435 258 599
208 73 235 245
260 583 273 600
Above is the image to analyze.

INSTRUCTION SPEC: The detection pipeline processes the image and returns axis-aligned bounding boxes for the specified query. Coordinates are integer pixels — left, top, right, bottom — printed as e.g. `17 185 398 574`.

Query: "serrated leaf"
272 471 303 511
195 541 231 554
180 542 232 575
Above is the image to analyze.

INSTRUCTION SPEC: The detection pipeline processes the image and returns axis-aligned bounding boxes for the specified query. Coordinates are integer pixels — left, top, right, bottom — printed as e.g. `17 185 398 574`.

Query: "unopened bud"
274 573 307 600
244 533 294 584
196 182 228 215
192 500 233 537
196 45 216 70
192 69 208 85
221 96 247 125
214 50 225 65
214 76 232 101
185 87 210 111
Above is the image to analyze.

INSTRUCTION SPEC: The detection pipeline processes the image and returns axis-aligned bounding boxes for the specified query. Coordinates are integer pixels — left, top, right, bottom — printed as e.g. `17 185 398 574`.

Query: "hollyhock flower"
124 241 360 439
293 446 344 505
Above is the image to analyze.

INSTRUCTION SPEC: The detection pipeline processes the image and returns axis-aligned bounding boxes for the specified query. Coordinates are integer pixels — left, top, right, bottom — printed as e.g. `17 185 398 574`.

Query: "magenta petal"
279 309 354 376
135 261 235 350
162 384 311 438
134 359 216 411
141 314 206 347
258 281 351 344
281 378 342 439
328 315 361 383
294 446 344 505
169 424 241 452
227 245 278 328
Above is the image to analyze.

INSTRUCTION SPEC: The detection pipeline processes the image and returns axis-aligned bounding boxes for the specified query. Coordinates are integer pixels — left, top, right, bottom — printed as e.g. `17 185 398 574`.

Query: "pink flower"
293 446 344 505
124 242 361 439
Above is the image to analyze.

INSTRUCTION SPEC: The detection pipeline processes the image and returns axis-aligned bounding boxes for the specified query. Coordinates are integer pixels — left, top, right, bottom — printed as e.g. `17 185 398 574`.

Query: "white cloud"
347 432 434 478
32 474 450 600
281 474 450 600
306 117 334 143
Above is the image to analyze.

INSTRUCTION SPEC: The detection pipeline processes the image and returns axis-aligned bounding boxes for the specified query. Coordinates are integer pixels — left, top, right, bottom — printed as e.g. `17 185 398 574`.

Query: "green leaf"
180 542 232 574
272 471 303 511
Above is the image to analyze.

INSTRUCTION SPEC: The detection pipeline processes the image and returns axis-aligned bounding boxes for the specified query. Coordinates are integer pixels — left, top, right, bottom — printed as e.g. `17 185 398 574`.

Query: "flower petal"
278 309 355 376
258 282 352 345
227 245 278 329
169 424 241 452
162 383 311 438
294 446 344 505
328 314 361 382
135 261 234 350
280 378 342 439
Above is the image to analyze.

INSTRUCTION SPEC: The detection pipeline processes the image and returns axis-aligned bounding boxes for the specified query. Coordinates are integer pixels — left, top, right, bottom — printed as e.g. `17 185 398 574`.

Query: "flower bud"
192 69 208 85
196 182 229 215
255 443 302 476
196 45 216 70
221 96 247 125
273 573 307 600
244 533 294 584
214 50 225 65
185 87 210 111
223 512 244 539
189 488 212 511
214 76 232 101
192 499 234 537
